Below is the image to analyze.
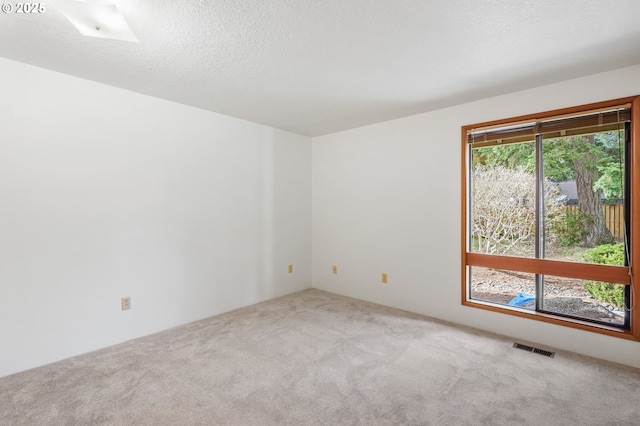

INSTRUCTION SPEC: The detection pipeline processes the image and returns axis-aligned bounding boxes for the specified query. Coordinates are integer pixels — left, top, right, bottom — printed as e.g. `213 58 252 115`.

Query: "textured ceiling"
2 0 640 136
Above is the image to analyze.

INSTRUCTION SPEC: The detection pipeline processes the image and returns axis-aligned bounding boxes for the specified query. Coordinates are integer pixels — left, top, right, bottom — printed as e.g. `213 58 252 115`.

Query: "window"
461 97 640 339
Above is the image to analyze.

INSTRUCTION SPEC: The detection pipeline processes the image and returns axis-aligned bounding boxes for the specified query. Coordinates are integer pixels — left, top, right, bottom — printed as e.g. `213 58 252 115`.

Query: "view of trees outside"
469 130 627 325
471 161 564 257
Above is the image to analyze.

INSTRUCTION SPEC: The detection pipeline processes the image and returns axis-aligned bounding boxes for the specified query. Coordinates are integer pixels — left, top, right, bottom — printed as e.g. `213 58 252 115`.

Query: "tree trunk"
572 135 614 247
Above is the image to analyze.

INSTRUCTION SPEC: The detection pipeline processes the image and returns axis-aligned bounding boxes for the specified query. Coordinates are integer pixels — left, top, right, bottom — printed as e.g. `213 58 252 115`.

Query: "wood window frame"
461 96 640 340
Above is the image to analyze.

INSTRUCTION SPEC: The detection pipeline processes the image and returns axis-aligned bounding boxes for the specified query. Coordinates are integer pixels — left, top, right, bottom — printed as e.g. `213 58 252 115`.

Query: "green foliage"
472 132 624 199
550 209 589 246
472 143 535 173
584 281 625 309
542 138 574 182
594 162 623 200
542 132 624 192
594 129 624 200
582 243 626 309
582 243 625 265
595 130 624 163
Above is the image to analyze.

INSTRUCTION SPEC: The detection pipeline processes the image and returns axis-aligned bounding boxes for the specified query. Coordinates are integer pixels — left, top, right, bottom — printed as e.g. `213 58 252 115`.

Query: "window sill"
462 298 639 341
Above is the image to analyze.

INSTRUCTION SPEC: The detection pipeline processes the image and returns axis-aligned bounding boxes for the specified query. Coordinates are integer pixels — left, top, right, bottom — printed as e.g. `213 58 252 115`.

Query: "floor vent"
513 343 555 358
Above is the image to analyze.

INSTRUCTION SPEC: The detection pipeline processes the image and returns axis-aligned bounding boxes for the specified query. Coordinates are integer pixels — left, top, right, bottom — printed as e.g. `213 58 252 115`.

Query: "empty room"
2 0 640 424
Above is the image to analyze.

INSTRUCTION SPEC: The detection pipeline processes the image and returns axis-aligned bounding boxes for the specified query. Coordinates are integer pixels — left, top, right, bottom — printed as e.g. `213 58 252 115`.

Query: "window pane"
541 275 625 326
543 130 626 262
469 266 535 310
463 99 635 336
470 142 536 257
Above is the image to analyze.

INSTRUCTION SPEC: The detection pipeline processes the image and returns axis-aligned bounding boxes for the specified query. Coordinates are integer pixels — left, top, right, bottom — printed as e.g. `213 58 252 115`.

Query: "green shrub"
551 209 589 247
583 281 625 308
582 243 625 309
582 243 625 265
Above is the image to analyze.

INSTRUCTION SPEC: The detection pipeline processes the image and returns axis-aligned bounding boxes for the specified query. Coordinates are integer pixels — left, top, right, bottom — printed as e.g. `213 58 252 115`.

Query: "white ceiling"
2 0 640 136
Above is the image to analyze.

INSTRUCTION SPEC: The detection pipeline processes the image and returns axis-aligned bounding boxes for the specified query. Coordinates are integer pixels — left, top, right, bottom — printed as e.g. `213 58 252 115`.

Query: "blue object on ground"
508 292 535 307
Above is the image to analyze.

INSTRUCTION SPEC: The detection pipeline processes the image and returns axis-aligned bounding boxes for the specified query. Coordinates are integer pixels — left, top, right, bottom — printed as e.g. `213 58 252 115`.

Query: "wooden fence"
565 204 625 239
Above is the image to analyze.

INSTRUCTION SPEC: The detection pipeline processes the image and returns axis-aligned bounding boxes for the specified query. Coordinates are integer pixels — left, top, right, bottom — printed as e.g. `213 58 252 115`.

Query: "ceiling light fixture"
50 0 139 43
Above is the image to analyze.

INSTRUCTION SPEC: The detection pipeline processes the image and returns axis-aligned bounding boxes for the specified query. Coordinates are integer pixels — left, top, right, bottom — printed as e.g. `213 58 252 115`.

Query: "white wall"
0 58 312 378
312 64 640 368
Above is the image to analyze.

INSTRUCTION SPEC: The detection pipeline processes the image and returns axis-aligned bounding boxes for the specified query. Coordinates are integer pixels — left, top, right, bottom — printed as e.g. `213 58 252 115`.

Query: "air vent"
513 342 555 358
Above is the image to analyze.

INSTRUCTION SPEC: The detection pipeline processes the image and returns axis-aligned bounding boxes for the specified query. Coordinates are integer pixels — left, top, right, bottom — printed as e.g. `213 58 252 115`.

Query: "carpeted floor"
1 288 639 425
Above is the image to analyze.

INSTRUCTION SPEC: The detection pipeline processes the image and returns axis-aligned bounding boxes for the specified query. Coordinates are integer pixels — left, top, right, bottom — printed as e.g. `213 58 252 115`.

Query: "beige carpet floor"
1 288 639 425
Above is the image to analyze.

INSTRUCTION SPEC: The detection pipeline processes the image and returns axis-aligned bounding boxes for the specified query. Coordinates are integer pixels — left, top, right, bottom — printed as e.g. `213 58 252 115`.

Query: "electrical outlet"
288 264 293 273
381 273 388 284
121 297 131 310
332 265 337 274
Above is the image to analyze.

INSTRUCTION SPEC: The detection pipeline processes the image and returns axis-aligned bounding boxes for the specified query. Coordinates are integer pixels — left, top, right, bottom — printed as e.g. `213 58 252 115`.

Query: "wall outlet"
288 264 293 273
381 273 388 284
332 265 337 274
121 297 131 310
